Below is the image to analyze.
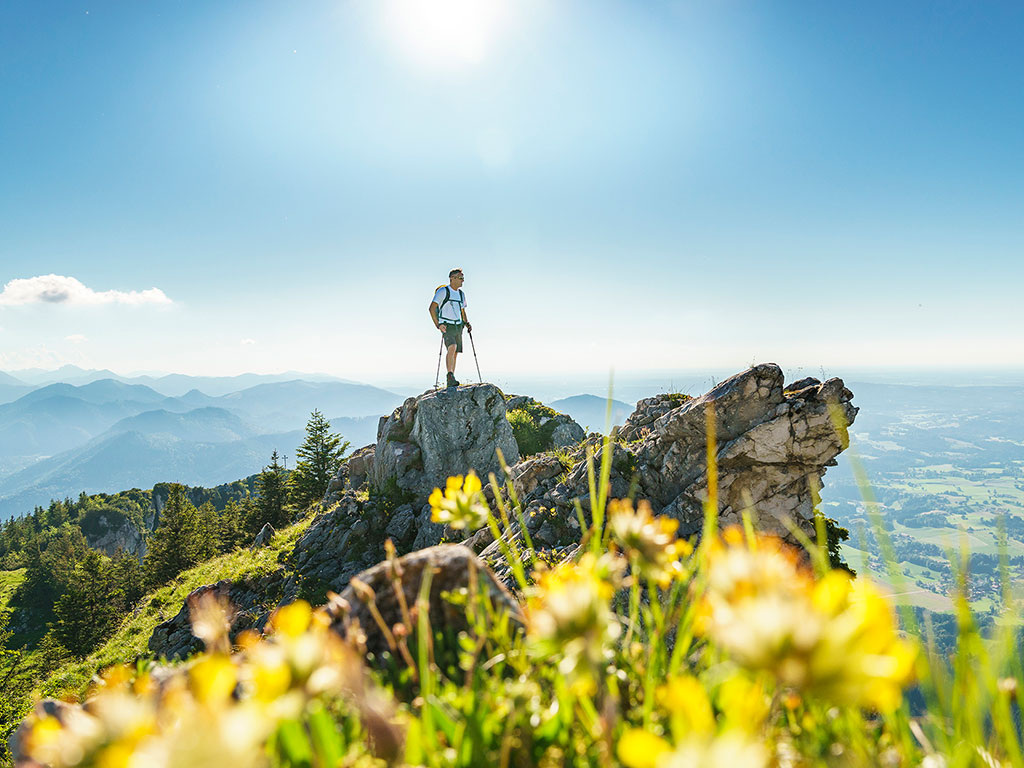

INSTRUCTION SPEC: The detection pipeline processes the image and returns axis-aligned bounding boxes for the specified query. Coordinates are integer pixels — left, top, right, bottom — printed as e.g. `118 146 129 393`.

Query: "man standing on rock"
429 268 472 388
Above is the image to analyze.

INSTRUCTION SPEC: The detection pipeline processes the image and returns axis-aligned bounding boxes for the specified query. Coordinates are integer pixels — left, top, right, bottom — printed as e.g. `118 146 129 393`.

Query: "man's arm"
429 302 444 331
461 307 472 332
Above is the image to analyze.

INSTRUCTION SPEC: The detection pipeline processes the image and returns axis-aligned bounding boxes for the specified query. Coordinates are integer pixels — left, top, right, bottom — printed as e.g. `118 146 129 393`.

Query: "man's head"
449 268 464 287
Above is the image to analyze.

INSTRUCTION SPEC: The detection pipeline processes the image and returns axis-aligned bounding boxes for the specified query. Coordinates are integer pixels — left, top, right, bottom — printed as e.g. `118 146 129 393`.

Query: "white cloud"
0 274 173 307
65 334 89 344
240 338 257 346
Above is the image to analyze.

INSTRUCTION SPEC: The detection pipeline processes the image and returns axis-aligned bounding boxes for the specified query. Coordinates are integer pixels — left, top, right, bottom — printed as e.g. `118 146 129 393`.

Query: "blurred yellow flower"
697 531 916 711
659 734 769 768
526 552 624 684
609 499 692 587
190 655 237 705
657 676 715 738
269 600 312 638
618 728 671 768
429 472 490 530
20 599 383 768
716 675 770 734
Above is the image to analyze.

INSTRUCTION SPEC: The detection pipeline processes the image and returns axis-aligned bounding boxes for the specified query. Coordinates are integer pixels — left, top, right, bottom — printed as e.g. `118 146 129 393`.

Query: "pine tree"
109 551 145 610
256 451 291 529
144 484 203 587
217 500 248 552
289 410 349 511
0 606 36 762
53 550 119 656
197 501 220 560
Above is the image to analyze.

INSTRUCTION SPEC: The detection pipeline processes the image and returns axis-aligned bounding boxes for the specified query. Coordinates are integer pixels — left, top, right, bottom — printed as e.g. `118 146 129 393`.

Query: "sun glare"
382 0 510 69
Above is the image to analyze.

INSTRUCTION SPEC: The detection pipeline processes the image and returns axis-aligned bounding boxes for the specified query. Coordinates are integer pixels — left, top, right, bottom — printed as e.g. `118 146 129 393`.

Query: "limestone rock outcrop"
371 384 520 498
499 364 856 548
80 509 147 559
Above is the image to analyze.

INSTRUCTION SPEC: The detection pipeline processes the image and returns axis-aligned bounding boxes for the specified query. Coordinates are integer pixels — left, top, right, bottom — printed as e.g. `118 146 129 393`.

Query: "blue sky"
1 0 1022 382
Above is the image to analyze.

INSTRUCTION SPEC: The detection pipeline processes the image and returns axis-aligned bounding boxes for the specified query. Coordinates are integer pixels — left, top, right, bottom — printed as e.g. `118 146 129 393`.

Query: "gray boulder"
252 522 276 548
323 443 375 507
147 574 291 661
551 420 586 447
326 544 521 658
371 384 520 499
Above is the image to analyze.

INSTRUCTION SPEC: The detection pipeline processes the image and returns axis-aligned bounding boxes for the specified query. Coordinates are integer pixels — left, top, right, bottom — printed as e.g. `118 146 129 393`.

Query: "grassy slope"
0 569 25 614
42 516 313 700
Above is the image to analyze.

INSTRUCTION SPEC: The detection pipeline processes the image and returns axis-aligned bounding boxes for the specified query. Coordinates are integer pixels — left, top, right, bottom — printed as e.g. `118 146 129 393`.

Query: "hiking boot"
446 372 459 387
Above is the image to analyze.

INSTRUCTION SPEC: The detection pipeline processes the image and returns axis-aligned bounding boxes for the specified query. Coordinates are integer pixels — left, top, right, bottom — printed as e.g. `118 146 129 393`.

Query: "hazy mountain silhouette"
547 395 633 432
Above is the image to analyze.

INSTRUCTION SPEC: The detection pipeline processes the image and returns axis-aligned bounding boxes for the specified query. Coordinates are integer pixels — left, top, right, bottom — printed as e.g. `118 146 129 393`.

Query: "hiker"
429 268 472 387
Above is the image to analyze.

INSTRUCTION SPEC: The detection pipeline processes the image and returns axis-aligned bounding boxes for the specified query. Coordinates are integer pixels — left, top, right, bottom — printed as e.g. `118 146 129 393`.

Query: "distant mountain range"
0 371 33 406
3 365 354 397
0 370 404 520
547 395 633 432
0 411 383 520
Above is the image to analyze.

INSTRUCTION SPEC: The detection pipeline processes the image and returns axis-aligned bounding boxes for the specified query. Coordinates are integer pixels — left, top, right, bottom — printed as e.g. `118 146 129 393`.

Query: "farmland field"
823 383 1024 615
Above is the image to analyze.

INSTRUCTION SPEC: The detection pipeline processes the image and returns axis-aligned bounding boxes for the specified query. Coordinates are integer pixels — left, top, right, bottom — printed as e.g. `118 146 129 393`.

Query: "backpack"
435 285 465 323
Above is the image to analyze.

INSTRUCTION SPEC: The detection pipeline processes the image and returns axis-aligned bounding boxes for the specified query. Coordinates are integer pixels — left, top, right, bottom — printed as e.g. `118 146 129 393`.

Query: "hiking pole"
468 328 483 383
435 336 444 389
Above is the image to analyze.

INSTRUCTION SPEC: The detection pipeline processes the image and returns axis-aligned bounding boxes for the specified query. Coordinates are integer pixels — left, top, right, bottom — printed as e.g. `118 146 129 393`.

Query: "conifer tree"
289 410 349 511
0 606 35 759
53 550 119 656
144 484 203 587
109 551 145 609
256 450 290 529
217 500 248 552
197 501 220 560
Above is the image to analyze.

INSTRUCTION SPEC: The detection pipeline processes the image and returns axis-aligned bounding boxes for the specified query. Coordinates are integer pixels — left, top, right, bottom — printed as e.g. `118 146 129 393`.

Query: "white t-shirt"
433 286 467 323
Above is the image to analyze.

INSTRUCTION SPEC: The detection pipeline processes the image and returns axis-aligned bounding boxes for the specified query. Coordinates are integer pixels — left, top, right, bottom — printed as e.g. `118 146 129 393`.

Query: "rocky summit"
147 365 856 660
326 383 520 505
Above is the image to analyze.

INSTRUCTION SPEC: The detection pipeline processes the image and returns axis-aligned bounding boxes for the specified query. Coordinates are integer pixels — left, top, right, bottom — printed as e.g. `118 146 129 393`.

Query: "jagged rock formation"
145 365 856 661
324 444 375 505
496 364 856 548
370 384 520 498
325 544 520 657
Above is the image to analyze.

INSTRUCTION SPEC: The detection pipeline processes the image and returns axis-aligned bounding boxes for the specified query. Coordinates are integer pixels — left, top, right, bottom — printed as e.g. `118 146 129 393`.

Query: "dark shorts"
442 323 463 352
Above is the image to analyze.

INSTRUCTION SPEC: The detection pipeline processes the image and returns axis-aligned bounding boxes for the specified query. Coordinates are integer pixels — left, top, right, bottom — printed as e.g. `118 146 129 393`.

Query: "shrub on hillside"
506 402 560 457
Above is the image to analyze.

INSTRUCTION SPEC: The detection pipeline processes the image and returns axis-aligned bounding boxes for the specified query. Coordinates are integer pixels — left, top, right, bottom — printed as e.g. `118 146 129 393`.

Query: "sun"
381 0 510 69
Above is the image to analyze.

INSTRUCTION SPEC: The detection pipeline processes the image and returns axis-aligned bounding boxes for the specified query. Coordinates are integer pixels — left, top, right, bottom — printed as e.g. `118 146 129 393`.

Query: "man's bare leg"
446 345 458 374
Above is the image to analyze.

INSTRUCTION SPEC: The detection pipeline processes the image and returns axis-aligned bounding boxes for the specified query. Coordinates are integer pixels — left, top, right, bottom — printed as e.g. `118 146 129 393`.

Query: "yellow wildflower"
717 675 770 734
618 728 672 768
609 499 692 587
657 676 715 738
429 472 490 530
659 734 769 768
189 654 238 705
269 600 313 638
697 532 916 711
525 552 624 685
